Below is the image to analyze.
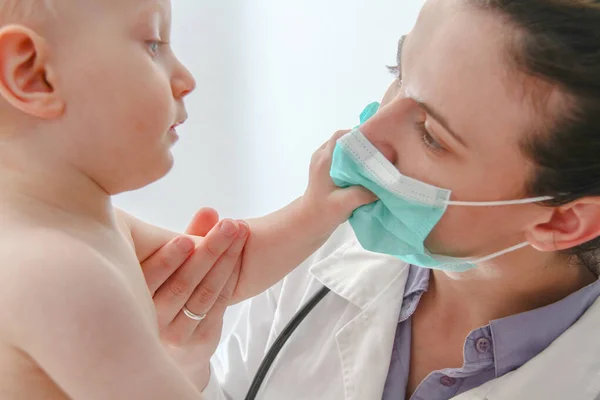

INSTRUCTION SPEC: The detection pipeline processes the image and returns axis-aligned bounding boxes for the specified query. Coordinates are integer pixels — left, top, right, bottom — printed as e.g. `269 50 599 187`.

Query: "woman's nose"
359 108 399 165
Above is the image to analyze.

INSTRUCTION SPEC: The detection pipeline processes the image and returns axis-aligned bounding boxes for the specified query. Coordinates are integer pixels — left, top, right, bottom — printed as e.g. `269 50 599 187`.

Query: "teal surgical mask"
330 102 552 272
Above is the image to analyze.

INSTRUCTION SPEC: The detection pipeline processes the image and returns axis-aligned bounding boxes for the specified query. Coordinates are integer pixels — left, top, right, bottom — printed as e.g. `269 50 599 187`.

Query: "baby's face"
45 0 196 193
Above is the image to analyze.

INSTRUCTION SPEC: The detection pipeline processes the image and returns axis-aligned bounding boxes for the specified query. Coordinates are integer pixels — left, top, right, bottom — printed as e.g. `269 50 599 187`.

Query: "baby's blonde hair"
0 0 56 24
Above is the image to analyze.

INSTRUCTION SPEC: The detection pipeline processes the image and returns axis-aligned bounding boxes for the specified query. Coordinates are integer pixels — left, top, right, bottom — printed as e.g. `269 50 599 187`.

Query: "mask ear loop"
433 198 550 267
445 196 553 206
428 242 531 265
468 241 531 264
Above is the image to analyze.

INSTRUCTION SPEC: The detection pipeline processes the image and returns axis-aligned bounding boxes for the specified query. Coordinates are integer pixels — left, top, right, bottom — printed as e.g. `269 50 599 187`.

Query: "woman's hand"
140 208 249 390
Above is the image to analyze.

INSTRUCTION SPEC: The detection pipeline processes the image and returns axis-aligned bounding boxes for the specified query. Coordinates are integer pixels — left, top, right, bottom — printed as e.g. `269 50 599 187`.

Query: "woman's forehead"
405 0 541 149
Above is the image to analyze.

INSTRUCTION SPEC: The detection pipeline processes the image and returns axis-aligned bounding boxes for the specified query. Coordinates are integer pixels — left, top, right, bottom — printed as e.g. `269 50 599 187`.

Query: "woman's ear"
0 24 64 119
526 198 600 252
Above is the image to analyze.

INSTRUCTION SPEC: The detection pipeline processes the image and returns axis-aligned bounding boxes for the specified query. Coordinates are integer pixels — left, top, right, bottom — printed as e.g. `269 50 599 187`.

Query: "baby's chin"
144 151 175 187
106 153 175 195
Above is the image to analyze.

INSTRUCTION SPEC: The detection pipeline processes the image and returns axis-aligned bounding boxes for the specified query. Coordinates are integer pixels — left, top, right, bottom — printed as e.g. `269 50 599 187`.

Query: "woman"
147 0 600 398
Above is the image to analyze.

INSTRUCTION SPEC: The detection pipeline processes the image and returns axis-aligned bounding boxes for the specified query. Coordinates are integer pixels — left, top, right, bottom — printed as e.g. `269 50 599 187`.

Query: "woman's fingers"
186 221 248 316
142 236 195 296
189 262 242 349
164 222 248 344
153 219 239 328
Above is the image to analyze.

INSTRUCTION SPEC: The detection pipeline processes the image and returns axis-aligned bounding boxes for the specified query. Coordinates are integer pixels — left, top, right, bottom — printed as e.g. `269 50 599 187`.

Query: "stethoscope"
244 286 331 400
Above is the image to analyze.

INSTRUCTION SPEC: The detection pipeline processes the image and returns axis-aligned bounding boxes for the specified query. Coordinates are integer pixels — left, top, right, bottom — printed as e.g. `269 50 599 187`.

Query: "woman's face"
364 0 555 258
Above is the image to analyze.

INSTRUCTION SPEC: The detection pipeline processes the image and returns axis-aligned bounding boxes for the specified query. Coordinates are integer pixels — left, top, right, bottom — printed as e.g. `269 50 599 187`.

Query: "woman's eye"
387 65 401 81
416 121 445 153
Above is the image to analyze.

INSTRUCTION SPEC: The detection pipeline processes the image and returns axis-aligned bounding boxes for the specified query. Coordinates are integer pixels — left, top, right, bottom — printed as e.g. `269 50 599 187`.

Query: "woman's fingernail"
237 222 249 238
220 219 238 237
176 236 194 253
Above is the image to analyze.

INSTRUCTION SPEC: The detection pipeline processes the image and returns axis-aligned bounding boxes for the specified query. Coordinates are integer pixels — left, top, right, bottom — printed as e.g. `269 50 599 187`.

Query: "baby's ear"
0 25 64 119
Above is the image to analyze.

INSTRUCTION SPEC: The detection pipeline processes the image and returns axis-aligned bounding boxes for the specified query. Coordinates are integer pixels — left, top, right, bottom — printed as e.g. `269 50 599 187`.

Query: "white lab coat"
203 223 600 400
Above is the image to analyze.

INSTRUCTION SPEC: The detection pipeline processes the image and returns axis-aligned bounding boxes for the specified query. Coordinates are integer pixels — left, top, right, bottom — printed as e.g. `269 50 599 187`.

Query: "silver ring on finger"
182 305 207 322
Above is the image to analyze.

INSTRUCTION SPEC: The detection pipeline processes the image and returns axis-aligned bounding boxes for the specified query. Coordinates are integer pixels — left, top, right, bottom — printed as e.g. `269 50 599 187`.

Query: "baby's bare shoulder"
0 227 110 277
0 229 130 344
0 229 201 399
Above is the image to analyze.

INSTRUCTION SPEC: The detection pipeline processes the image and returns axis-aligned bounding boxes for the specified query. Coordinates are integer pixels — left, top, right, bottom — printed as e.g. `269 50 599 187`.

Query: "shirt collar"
398 265 600 378
397 265 430 322
403 265 430 298
490 276 600 377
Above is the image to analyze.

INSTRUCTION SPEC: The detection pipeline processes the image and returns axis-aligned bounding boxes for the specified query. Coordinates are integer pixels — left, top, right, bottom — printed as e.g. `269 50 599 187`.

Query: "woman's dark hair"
472 0 600 274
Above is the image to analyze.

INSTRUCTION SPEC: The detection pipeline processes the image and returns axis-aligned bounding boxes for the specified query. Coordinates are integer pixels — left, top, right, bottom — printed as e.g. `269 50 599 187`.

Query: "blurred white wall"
114 0 422 228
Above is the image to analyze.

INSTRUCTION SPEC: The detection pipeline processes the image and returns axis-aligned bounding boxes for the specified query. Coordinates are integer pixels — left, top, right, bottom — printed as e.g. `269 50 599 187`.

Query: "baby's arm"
115 208 179 260
115 208 196 262
231 131 374 303
113 131 372 305
0 236 205 400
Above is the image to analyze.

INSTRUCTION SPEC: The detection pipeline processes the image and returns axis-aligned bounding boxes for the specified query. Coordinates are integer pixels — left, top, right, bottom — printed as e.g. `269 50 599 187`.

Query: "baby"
0 0 372 399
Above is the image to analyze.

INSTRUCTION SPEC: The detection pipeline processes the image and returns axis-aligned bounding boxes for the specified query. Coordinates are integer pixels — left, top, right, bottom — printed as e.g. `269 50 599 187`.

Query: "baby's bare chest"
101 241 160 330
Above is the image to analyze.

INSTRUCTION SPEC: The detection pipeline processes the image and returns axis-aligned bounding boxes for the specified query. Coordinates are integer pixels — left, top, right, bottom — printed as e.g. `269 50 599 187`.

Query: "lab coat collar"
309 233 411 400
309 235 410 310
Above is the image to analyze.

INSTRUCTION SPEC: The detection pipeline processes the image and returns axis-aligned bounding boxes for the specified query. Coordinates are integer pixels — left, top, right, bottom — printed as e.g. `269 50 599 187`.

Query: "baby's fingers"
332 185 377 216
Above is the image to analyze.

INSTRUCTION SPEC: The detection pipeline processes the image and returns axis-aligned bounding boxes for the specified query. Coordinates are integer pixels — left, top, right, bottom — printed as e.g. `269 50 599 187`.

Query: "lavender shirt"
382 265 600 400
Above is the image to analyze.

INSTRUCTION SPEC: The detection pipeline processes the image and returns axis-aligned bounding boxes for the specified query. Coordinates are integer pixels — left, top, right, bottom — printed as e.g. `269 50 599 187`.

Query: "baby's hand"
302 130 376 233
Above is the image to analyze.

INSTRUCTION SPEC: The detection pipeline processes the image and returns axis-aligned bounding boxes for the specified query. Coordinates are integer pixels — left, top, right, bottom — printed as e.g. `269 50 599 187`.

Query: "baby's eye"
147 40 162 56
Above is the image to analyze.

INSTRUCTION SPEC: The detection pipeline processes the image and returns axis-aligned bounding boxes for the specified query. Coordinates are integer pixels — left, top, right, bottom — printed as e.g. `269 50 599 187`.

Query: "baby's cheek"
132 89 173 135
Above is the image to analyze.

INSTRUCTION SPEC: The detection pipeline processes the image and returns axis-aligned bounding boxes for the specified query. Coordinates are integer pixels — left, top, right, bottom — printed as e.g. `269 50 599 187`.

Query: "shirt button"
440 376 456 387
475 337 491 354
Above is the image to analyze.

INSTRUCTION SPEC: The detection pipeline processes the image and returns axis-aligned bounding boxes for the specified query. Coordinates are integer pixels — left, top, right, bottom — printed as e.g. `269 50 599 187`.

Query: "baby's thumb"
334 186 377 215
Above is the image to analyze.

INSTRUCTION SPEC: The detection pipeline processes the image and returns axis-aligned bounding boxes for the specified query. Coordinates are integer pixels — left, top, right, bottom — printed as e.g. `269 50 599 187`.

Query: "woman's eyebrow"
415 100 468 148
398 34 468 148
397 35 407 68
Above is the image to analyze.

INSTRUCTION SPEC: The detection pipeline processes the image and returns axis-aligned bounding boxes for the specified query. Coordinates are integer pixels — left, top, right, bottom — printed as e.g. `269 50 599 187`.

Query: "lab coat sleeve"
202 281 284 400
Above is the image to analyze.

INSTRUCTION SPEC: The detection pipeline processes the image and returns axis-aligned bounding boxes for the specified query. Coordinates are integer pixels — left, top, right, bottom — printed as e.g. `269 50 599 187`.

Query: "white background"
114 0 423 227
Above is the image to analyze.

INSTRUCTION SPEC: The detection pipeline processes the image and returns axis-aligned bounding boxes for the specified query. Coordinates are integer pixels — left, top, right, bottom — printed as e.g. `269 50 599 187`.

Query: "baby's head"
0 0 195 194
